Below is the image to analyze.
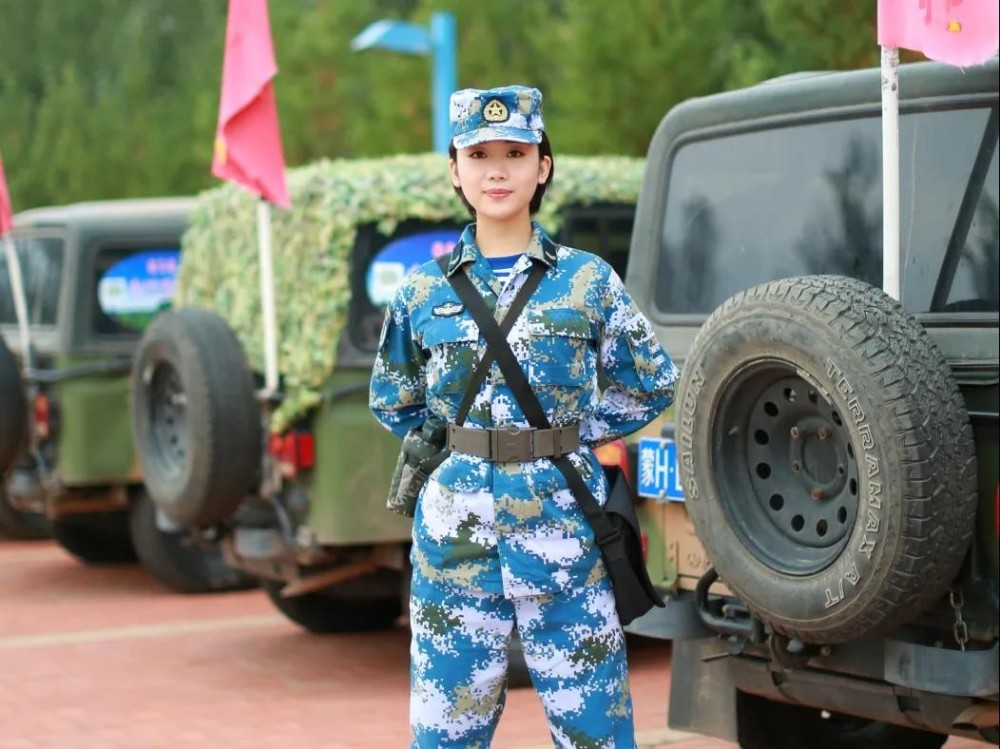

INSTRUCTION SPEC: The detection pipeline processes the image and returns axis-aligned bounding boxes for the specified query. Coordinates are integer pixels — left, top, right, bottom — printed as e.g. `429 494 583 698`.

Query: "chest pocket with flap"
422 317 480 394
526 307 596 387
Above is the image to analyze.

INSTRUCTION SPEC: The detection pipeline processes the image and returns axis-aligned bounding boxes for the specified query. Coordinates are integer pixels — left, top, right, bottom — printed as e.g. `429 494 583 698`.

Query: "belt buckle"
492 424 530 463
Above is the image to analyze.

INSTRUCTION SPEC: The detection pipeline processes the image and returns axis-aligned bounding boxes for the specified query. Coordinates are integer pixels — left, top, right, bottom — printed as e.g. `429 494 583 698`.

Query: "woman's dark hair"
448 132 554 218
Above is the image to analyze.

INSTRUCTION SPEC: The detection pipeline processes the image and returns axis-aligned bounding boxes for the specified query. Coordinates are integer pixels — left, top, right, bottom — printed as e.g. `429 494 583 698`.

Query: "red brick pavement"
0 540 986 749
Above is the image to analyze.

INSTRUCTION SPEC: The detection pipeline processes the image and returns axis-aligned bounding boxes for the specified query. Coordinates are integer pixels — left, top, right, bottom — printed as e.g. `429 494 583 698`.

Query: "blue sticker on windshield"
97 249 180 332
366 230 459 306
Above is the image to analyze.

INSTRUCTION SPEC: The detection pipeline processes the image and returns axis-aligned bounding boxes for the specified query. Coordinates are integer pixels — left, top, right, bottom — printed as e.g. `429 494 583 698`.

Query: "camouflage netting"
176 153 644 430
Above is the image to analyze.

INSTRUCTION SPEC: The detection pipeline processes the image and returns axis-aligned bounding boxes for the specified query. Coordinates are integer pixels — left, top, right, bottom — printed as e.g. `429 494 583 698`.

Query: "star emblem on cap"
482 99 510 123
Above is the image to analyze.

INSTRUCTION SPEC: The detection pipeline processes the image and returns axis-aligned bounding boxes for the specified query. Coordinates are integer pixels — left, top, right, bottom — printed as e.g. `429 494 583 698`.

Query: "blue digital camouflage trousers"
409 564 637 748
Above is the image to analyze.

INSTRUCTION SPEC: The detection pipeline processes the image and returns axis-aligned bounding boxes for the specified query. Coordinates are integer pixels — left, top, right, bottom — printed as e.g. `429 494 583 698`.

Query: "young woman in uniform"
370 84 677 748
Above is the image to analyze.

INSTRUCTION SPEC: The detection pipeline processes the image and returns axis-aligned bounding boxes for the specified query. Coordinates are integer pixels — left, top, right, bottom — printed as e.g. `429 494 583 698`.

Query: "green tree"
545 0 770 155
274 0 559 158
0 0 895 209
757 0 878 75
270 1 425 161
0 0 225 207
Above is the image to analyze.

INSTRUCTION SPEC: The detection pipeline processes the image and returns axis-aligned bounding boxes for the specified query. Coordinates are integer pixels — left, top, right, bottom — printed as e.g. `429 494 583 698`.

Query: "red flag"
0 153 14 237
212 0 290 208
878 0 1000 67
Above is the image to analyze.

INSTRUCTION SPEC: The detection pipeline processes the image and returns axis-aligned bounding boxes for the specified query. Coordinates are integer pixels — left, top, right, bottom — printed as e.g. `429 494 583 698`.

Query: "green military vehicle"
127 153 640 633
0 198 249 592
623 59 998 747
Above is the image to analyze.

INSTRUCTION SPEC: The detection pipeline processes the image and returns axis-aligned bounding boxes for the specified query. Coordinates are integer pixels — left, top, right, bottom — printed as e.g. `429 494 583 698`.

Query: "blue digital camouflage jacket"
370 223 678 598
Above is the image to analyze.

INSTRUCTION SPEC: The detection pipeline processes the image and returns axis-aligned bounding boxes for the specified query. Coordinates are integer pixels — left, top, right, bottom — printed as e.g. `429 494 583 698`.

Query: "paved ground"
0 539 986 748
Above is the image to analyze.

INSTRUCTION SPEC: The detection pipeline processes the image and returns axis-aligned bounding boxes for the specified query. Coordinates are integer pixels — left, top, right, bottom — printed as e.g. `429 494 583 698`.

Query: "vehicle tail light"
33 393 52 439
593 438 629 480
268 431 315 479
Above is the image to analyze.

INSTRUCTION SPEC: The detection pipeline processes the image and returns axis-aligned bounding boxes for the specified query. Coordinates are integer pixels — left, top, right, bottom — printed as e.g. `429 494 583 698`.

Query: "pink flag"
212 0 290 208
878 0 1000 66
0 153 14 237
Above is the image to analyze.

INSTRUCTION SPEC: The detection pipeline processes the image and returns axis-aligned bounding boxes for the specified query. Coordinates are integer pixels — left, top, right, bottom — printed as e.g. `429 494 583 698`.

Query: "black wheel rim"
713 360 859 576
148 361 189 477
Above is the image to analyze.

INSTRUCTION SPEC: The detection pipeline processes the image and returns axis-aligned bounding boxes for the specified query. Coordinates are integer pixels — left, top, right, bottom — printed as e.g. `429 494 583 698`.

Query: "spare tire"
0 336 28 476
676 276 977 644
131 309 261 527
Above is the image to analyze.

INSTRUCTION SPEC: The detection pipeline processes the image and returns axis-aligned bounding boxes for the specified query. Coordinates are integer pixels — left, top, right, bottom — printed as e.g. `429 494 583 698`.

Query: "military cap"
449 85 545 149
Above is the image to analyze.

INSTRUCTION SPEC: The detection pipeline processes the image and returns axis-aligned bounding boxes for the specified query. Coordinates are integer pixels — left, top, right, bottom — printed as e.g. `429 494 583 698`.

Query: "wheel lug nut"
791 462 801 472
790 426 801 439
810 488 826 500
817 427 830 440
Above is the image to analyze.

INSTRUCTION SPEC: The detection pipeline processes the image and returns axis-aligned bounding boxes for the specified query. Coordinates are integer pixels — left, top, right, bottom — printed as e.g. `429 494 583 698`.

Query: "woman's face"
450 140 551 224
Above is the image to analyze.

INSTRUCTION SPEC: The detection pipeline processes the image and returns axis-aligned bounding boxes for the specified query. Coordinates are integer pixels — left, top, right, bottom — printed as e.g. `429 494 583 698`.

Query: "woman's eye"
508 149 525 158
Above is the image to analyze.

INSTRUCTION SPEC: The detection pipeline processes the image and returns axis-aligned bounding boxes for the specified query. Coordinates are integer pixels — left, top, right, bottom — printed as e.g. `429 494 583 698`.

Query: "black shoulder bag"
444 259 664 626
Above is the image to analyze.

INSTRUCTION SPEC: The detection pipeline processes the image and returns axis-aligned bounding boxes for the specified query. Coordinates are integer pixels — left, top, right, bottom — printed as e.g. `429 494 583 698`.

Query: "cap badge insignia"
482 99 510 123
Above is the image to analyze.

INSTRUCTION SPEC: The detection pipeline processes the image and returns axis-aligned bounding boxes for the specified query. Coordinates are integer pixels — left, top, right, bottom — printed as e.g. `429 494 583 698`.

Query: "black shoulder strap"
437 255 545 426
444 259 621 548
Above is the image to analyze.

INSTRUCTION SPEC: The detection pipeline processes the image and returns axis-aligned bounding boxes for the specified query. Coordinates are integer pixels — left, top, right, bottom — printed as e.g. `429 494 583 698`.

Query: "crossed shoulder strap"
435 254 546 427
441 256 622 549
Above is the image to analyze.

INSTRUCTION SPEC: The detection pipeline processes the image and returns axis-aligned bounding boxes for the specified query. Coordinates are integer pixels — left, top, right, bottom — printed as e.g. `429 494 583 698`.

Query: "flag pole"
256 198 279 394
2 233 35 371
880 44 901 301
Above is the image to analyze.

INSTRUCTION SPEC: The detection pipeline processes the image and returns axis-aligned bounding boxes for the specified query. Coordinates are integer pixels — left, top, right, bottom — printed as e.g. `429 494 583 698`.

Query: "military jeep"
623 60 998 746
0 198 249 593
128 154 641 634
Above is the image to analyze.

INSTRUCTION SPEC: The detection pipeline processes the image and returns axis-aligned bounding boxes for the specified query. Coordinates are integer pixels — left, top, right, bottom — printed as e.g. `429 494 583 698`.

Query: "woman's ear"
449 159 461 188
538 154 552 184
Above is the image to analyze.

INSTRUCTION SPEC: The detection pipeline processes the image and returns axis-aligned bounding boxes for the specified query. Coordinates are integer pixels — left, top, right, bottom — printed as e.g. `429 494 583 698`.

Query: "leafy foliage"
0 1 226 207
178 153 644 429
1 0 894 211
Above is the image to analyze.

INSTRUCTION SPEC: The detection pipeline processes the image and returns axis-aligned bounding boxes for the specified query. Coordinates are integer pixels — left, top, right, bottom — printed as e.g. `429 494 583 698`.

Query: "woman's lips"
485 189 512 197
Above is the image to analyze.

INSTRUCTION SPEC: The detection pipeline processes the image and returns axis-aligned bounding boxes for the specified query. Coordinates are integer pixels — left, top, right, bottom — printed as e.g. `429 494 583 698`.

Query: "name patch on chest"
432 302 464 317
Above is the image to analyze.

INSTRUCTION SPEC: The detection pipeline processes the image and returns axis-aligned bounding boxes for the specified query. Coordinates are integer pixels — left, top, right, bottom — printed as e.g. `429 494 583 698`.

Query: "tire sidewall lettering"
677 364 704 502
817 356 884 612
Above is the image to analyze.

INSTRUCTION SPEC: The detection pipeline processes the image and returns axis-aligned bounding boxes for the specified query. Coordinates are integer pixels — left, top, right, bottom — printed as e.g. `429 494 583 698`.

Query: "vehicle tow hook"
695 567 764 642
769 632 820 670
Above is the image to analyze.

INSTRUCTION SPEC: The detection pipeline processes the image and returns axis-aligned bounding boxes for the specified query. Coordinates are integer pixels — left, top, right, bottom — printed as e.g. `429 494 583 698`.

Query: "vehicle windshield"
0 235 63 327
655 104 1000 315
559 204 634 280
348 206 638 354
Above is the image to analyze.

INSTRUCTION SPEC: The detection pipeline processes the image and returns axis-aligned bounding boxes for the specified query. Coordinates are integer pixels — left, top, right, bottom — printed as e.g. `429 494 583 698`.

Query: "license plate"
637 437 685 501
